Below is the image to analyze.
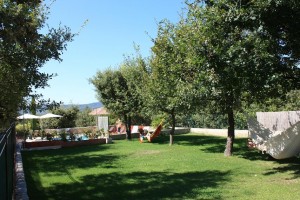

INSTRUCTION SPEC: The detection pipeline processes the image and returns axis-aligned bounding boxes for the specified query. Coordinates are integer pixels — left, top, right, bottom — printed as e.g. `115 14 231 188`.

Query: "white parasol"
40 113 63 118
17 113 40 119
17 113 40 142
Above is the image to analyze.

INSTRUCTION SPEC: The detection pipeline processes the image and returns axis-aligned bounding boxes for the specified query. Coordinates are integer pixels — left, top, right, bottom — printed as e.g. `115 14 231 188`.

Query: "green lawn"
22 133 300 200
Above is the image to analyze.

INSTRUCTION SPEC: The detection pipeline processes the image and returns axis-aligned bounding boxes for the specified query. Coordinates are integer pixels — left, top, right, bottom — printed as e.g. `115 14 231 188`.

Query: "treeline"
0 1 74 127
1 1 300 156
90 0 300 156
179 90 300 129
16 106 95 131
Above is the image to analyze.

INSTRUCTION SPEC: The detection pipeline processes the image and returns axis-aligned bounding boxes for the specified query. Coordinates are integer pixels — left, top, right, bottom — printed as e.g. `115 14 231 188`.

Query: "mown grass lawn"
22 133 300 200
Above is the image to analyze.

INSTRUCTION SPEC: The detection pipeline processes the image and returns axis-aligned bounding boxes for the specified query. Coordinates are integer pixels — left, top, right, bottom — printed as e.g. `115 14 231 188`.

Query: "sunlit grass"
22 133 300 200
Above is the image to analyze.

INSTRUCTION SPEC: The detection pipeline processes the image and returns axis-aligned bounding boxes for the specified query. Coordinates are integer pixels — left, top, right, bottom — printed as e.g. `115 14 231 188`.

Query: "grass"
22 133 300 200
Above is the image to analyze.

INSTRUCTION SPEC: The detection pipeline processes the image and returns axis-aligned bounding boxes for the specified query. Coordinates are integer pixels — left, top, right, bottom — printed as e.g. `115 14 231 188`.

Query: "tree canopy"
90 53 148 139
178 0 300 155
90 0 299 155
147 19 203 145
0 0 74 125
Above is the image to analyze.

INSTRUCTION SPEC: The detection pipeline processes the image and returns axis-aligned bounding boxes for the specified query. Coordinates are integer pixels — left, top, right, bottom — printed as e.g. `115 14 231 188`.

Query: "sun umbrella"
39 113 63 137
17 113 40 119
40 113 63 118
17 113 40 142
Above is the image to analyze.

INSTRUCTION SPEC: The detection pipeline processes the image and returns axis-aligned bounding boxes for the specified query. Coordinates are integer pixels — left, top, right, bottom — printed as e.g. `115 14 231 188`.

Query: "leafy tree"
91 69 130 137
90 54 147 139
30 96 38 130
41 106 79 129
55 106 79 128
120 52 151 125
147 20 202 145
283 90 300 111
184 0 300 156
246 90 300 113
75 107 96 127
0 0 74 125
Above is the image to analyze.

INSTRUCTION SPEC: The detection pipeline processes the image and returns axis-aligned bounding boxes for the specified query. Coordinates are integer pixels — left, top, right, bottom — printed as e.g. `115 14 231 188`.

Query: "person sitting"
139 127 150 143
138 125 144 136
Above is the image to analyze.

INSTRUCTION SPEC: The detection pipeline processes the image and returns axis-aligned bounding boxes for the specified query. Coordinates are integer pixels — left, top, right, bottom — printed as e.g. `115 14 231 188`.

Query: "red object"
147 123 162 142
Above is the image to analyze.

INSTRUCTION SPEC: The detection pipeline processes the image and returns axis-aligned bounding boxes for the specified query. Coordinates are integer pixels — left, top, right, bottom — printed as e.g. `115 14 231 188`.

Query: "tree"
120 51 151 126
0 0 74 125
75 107 96 127
147 20 202 145
184 0 300 156
90 54 147 139
30 96 37 130
41 106 79 129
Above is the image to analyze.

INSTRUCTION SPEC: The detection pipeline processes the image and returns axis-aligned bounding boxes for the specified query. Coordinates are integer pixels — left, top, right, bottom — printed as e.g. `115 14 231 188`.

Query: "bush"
151 113 169 128
59 131 67 142
46 133 53 141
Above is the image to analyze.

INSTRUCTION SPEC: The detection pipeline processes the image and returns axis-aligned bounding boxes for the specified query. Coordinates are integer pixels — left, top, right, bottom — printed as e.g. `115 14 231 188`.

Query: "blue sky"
39 0 186 105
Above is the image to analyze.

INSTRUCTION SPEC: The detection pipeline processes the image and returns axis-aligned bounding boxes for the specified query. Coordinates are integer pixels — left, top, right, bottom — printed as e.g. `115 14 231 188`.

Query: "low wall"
161 127 190 135
24 138 106 149
111 133 140 140
24 128 249 148
111 127 190 140
190 128 249 138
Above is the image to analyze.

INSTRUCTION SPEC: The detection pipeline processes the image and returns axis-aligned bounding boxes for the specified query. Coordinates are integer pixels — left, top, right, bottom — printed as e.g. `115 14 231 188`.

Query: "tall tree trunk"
224 107 235 156
30 96 37 131
124 114 132 140
169 110 175 146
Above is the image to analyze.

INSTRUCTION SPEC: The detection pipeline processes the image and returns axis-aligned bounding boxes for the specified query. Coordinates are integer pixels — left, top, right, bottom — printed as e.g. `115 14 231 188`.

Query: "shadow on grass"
153 134 225 147
232 137 300 179
170 134 300 179
30 170 231 200
263 158 300 179
22 144 118 170
22 144 121 199
158 134 270 160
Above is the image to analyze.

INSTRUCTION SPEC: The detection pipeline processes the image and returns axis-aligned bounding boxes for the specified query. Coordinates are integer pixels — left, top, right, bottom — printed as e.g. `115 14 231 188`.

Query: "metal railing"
0 123 16 200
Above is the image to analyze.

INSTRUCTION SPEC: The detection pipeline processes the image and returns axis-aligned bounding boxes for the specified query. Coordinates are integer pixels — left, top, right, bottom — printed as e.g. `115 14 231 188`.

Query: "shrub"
46 133 53 141
59 131 67 142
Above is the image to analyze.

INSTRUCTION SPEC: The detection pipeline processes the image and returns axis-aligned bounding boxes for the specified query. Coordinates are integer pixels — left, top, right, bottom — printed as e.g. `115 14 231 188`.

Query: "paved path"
15 139 29 200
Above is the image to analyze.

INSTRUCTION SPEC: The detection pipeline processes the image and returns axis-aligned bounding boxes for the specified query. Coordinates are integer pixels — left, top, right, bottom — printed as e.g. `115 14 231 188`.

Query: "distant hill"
61 102 103 111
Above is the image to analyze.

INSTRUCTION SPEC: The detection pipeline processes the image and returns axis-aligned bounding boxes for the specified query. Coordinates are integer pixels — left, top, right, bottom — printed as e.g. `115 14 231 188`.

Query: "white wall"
190 128 249 138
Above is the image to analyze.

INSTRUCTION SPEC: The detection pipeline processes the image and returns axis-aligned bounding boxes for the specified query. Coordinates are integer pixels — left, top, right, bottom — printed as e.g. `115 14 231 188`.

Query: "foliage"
150 113 169 128
283 90 300 111
177 0 300 155
239 90 300 121
107 112 119 126
90 52 149 139
15 122 31 138
46 133 53 141
30 96 38 130
75 107 95 127
119 52 152 126
189 113 227 128
40 106 79 129
147 19 202 144
16 121 31 132
0 0 74 124
55 106 79 128
59 130 67 142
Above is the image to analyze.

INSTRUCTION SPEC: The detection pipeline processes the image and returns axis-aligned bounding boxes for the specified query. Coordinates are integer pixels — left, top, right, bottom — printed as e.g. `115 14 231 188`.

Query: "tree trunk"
30 96 37 131
169 110 175 146
124 114 132 140
224 107 235 156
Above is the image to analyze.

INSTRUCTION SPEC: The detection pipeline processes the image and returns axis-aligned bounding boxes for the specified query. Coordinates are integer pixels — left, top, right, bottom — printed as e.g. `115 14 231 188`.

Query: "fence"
0 123 16 200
